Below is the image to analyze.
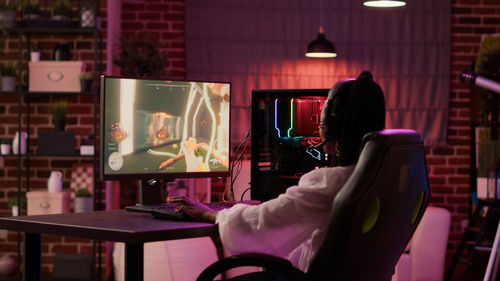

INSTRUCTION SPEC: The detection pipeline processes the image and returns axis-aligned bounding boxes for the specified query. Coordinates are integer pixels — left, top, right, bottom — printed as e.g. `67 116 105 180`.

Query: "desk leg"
210 234 224 261
24 232 41 281
210 234 227 279
125 243 143 281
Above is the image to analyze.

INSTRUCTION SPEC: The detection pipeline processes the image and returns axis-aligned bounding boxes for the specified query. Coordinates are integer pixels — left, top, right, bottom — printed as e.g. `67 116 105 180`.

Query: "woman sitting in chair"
175 70 386 280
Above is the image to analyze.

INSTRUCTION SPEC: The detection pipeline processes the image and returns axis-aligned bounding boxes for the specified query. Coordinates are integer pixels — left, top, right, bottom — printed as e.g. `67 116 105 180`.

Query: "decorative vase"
74 197 93 213
79 0 97 28
80 79 93 92
12 131 27 155
53 43 71 61
47 170 63 193
10 206 18 217
1 76 15 92
0 255 16 276
0 144 10 155
30 51 40 62
53 118 66 131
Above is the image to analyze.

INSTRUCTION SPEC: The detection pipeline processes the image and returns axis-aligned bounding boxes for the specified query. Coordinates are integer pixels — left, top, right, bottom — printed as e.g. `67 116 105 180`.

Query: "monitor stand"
139 179 163 205
125 179 165 213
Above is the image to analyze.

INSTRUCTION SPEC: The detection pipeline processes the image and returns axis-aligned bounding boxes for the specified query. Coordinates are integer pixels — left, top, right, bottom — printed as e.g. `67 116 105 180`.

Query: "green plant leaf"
48 100 69 120
1 61 16 76
75 188 92 197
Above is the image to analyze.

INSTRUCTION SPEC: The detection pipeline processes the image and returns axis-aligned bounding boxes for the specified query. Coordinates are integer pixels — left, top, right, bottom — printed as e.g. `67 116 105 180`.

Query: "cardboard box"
27 191 70 215
29 61 84 92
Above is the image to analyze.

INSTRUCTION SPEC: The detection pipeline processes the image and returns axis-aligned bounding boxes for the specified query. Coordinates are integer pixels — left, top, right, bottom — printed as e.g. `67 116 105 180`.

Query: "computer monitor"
100 76 231 204
251 89 329 202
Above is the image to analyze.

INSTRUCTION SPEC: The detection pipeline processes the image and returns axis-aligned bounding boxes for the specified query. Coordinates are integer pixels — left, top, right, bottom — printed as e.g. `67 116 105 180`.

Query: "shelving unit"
7 25 102 211
0 24 103 279
445 76 500 281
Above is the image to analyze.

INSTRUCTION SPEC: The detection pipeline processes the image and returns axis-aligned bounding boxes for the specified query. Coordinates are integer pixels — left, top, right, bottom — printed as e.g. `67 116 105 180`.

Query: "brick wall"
441 0 500 262
121 0 186 79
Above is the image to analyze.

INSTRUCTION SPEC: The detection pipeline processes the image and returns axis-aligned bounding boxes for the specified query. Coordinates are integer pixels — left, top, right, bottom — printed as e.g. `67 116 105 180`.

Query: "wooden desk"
0 209 218 281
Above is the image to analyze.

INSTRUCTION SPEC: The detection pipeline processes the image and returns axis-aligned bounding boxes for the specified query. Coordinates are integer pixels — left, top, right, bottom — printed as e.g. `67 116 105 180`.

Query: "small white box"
29 61 84 92
80 145 94 155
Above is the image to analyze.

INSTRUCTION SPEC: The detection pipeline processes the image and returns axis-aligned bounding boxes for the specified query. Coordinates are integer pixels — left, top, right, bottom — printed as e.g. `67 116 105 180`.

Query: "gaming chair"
197 129 431 281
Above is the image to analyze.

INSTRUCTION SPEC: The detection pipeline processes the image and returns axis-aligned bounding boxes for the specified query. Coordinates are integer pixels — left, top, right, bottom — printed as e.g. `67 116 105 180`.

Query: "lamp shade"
363 0 406 7
305 32 337 58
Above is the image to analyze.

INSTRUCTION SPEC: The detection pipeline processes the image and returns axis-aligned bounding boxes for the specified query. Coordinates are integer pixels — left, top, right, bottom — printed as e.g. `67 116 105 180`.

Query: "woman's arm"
216 166 354 256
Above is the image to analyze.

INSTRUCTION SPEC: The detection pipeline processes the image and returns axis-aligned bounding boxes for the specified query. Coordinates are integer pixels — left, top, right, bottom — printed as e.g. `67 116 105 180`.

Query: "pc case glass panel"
251 89 328 201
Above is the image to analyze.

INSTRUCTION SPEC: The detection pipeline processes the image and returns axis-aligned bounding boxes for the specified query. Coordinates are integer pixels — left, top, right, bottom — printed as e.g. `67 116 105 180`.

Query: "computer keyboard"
125 201 241 221
151 205 191 221
150 201 238 221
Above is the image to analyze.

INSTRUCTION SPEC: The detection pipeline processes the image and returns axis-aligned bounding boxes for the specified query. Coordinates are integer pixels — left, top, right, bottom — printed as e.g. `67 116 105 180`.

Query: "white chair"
113 237 219 281
392 206 451 281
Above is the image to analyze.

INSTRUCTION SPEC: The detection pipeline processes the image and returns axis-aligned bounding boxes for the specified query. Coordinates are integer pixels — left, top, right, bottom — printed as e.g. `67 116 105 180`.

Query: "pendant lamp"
363 0 406 7
305 26 337 58
305 0 337 58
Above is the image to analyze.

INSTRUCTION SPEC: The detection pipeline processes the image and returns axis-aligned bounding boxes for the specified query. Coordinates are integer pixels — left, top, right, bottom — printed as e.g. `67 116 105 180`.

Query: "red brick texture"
442 0 500 262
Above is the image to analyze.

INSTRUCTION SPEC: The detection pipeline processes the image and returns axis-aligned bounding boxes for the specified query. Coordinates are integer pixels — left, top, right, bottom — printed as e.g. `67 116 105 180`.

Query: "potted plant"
74 188 93 213
78 72 93 92
7 196 26 216
114 34 168 78
0 3 15 62
22 0 39 20
1 60 16 91
52 0 71 21
48 100 68 131
0 2 18 29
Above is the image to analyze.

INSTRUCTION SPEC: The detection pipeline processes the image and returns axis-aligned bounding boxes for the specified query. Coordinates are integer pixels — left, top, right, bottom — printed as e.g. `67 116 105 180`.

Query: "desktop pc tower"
250 89 329 202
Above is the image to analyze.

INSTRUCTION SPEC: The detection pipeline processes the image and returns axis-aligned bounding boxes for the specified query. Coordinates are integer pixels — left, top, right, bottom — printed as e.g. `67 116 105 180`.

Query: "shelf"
32 154 95 157
2 9 103 277
1 153 95 158
0 90 95 96
0 87 96 96
0 91 18 96
8 27 99 34
24 91 95 96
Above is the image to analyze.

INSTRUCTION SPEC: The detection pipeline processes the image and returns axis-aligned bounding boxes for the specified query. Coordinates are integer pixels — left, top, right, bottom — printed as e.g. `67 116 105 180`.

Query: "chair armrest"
196 253 308 281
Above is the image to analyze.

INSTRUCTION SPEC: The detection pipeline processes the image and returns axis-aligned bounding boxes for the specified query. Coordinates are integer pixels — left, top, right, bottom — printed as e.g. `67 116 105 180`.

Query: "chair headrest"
361 129 422 149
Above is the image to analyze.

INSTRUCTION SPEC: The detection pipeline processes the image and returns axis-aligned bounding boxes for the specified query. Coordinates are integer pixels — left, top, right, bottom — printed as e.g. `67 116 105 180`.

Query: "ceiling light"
363 0 406 8
306 0 337 59
305 27 337 58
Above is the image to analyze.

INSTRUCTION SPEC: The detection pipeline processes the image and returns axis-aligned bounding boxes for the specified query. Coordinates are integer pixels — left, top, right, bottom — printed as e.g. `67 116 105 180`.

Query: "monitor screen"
100 76 231 181
251 89 329 201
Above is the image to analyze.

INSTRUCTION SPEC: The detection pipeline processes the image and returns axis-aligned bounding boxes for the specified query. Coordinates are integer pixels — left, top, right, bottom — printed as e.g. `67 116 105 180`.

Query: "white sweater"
215 165 355 272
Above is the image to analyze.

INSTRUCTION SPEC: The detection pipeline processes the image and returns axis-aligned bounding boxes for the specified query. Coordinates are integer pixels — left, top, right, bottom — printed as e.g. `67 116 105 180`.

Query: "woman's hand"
167 196 218 223
179 203 218 223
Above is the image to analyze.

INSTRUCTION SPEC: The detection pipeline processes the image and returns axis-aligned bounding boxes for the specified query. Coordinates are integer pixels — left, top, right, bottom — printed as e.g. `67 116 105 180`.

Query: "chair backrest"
306 129 430 281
